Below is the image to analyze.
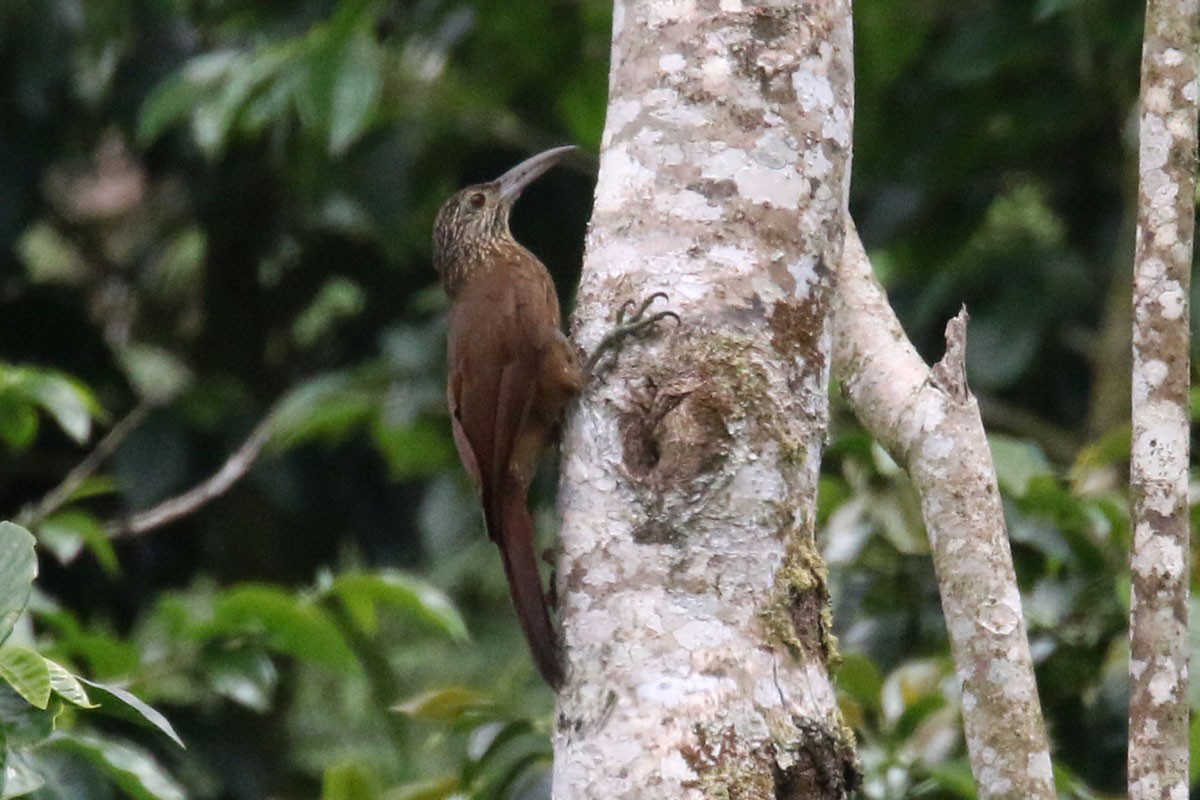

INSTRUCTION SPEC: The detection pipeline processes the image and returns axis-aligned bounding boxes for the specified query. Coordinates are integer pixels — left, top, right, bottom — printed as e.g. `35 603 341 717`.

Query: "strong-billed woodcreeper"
432 146 672 688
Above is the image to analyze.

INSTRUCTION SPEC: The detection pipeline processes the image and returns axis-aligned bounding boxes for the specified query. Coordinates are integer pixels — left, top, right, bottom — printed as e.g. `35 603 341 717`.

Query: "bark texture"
553 1 854 797
832 225 1055 800
1128 0 1196 797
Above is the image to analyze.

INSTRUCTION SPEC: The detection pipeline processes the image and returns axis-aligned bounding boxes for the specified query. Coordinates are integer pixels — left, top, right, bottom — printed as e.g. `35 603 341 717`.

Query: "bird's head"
432 145 576 293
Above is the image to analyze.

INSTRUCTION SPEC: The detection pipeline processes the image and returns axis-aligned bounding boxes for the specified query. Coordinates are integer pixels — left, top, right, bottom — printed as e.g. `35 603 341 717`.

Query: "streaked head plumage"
432 145 577 293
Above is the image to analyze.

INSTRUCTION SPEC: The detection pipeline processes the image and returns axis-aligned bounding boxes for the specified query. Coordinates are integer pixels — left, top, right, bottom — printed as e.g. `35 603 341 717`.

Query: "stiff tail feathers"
486 490 564 689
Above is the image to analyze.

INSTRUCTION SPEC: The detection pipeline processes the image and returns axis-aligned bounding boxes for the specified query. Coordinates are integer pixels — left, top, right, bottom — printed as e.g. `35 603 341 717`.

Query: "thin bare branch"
832 221 1055 800
16 400 156 529
1128 0 1196 796
107 411 277 538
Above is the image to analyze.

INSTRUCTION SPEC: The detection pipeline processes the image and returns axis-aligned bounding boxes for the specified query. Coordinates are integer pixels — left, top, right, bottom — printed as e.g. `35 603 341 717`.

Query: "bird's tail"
488 489 564 689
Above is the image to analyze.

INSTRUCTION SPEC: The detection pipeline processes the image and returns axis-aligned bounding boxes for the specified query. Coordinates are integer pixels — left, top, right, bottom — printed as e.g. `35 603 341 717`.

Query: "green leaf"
1191 712 1200 786
62 474 120 504
392 687 494 722
292 277 367 349
37 510 119 574
880 659 948 729
0 523 37 645
328 571 468 641
382 776 459 800
35 518 83 566
0 366 102 446
50 735 186 800
1007 503 1074 567
192 62 257 157
268 371 379 449
138 64 214 146
835 653 884 712
210 585 355 670
463 720 535 784
0 682 59 748
202 645 277 712
328 33 381 155
325 0 375 38
34 608 140 679
193 46 294 158
988 435 1053 498
116 344 194 405
0 647 52 709
1071 425 1131 472
19 370 99 445
0 748 46 799
0 397 39 451
44 658 97 708
322 759 380 800
487 750 551 799
1051 762 1106 800
17 219 89 286
144 227 206 300
372 418 456 479
78 678 185 748
136 76 191 144
296 44 336 147
923 759 977 798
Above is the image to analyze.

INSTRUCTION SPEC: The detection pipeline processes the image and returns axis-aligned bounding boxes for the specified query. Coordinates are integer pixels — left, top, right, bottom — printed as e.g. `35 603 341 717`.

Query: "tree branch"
106 411 277 538
16 400 156 529
1128 0 1196 795
832 221 1055 800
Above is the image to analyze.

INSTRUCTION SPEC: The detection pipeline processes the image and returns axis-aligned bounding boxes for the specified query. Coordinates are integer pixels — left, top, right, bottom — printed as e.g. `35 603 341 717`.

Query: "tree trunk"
553 1 855 797
1128 0 1196 797
833 224 1056 800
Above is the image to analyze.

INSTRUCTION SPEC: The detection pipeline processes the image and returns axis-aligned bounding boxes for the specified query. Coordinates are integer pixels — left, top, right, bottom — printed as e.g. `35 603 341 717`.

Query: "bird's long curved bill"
497 145 577 203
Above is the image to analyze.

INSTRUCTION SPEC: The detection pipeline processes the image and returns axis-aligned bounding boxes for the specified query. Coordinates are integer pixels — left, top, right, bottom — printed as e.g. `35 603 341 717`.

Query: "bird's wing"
444 269 564 688
445 273 546 535
447 368 482 491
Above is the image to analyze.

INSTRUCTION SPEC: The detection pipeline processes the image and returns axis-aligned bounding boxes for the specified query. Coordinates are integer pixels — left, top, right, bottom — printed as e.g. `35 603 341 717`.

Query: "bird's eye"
468 192 486 209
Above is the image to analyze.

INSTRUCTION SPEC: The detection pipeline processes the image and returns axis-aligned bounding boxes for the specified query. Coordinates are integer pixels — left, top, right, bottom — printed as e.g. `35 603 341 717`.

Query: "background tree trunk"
833 224 1056 800
1128 0 1196 796
553 1 855 797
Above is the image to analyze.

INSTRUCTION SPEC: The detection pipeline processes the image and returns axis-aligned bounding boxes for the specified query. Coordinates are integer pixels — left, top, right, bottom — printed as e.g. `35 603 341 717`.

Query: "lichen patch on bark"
679 719 858 800
759 507 837 667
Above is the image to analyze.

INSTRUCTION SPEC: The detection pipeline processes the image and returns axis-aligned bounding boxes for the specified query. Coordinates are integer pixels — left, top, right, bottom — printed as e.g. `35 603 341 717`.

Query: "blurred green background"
0 0 1194 798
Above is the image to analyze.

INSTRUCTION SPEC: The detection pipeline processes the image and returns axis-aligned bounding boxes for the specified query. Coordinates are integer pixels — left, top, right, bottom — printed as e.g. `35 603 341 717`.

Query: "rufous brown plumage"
432 146 582 688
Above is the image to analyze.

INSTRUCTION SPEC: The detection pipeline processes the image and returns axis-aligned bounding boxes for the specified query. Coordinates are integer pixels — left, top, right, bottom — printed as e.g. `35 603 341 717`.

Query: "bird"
432 146 674 688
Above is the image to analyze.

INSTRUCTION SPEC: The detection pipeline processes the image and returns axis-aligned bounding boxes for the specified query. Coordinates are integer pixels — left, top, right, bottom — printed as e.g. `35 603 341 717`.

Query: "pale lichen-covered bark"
1128 1 1196 798
553 1 855 797
832 225 1055 800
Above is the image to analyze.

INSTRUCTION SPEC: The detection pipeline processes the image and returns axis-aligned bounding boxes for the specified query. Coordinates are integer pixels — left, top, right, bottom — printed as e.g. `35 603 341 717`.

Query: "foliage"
0 365 102 451
0 521 184 798
389 686 552 799
0 0 1194 798
824 403 1141 799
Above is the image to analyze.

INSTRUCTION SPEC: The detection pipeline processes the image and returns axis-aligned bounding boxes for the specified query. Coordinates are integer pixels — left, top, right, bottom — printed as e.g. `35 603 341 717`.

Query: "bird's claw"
615 291 679 327
585 292 679 375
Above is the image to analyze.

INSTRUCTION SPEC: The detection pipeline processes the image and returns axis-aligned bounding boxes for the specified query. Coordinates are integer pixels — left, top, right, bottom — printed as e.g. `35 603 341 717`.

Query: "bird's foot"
584 292 679 375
